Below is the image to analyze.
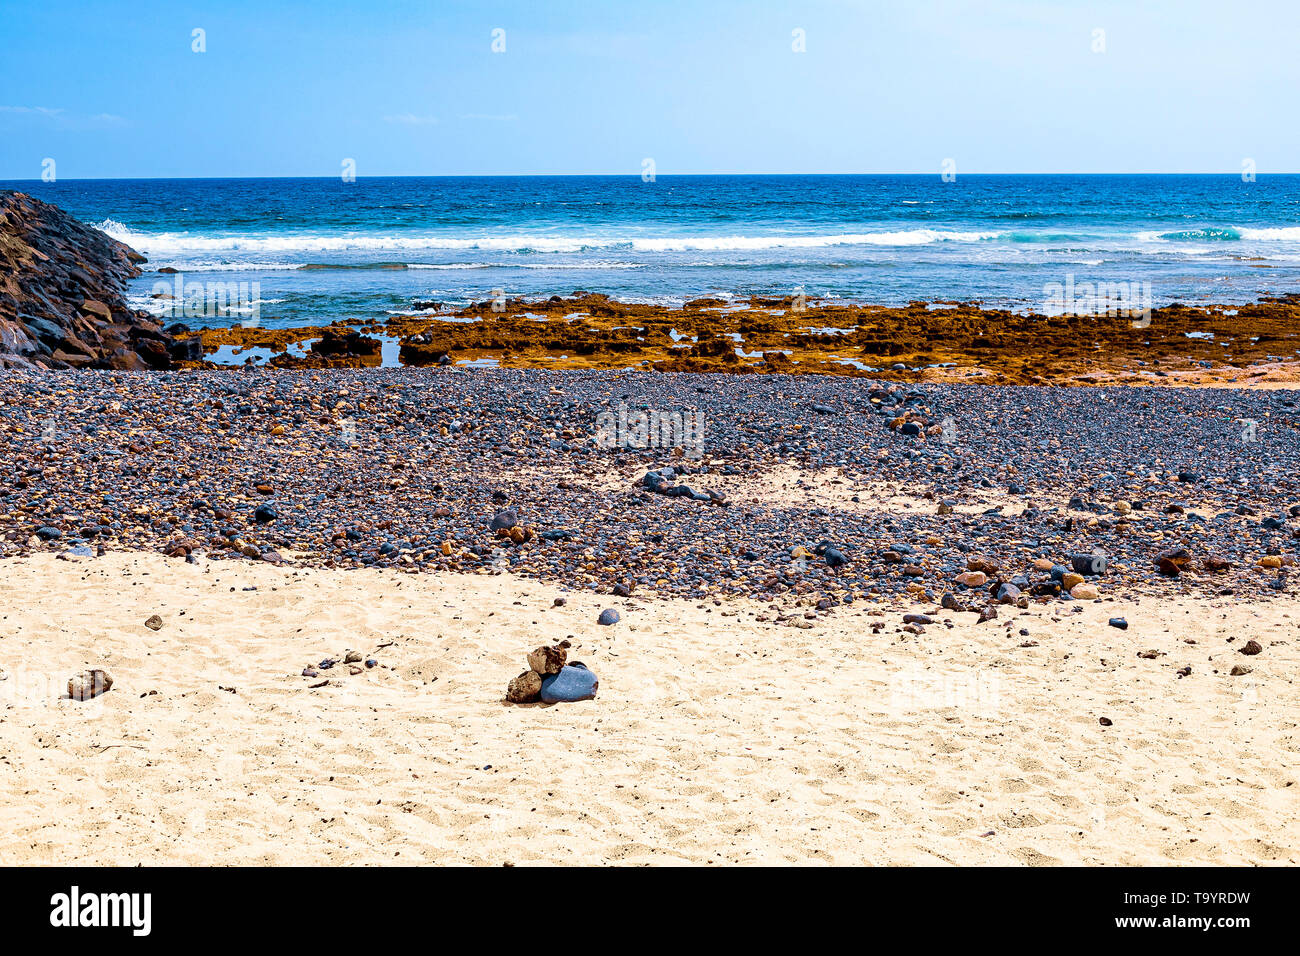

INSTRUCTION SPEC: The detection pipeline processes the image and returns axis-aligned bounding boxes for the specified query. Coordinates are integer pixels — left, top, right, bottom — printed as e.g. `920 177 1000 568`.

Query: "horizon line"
2 171 1296 183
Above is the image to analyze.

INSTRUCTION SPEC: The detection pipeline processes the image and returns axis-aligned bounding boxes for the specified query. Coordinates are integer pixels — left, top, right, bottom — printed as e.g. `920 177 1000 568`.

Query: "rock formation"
0 190 197 369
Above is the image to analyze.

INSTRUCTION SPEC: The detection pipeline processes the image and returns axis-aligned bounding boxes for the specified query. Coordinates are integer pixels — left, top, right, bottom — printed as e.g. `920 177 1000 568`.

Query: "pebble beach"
1 366 1297 865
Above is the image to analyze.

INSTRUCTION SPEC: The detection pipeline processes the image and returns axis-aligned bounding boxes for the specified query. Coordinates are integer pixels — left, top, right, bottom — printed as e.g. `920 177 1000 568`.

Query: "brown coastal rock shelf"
194 292 1300 386
0 191 199 370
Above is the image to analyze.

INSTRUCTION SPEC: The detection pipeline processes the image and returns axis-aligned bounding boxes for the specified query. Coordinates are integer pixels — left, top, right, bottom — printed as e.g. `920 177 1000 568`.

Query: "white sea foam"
1238 226 1300 241
149 262 303 272
407 261 644 270
95 220 1000 256
1138 225 1300 243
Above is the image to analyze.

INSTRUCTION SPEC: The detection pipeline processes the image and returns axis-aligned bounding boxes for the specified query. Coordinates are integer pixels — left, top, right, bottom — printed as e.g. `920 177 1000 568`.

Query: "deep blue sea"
6 175 1300 329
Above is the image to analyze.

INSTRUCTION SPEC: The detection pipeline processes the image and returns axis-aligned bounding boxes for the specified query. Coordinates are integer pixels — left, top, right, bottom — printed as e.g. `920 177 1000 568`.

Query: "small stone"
1155 548 1191 576
254 503 278 523
506 669 542 703
1070 583 1100 600
902 613 934 625
68 668 113 701
526 644 567 675
490 509 519 533
1108 617 1128 630
1230 664 1252 677
1240 640 1263 656
1098 717 1113 727
1259 555 1283 569
144 614 164 631
552 597 567 607
955 570 987 588
343 650 363 664
1061 571 1085 591
1071 553 1107 576
301 667 319 677
597 608 620 626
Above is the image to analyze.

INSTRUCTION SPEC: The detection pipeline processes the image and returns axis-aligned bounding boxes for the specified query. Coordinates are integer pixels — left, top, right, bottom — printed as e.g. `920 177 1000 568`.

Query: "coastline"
3 198 1300 868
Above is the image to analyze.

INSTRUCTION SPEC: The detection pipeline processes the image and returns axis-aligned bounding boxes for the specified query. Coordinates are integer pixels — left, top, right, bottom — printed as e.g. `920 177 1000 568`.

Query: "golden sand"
0 551 1294 865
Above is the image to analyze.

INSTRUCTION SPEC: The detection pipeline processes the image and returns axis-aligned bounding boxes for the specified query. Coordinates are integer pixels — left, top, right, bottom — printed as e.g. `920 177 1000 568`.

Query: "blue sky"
1 0 1297 178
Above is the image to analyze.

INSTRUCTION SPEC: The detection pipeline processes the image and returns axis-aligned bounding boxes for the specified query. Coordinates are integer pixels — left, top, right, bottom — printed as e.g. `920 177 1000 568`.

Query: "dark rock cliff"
0 191 197 369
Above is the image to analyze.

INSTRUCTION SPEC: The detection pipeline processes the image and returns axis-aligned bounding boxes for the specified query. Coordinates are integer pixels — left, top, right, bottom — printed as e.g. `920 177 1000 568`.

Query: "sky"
1 0 1298 178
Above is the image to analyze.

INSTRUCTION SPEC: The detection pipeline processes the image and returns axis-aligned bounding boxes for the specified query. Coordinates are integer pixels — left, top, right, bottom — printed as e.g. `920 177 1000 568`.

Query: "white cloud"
383 113 438 126
0 106 64 116
0 106 124 128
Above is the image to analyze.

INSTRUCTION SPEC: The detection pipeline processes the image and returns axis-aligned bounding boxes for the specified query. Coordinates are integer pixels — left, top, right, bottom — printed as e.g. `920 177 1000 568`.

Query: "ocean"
6 174 1300 329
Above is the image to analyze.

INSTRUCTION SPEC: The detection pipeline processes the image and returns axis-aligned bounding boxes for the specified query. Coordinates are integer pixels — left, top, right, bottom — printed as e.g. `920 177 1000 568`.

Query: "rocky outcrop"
0 191 196 370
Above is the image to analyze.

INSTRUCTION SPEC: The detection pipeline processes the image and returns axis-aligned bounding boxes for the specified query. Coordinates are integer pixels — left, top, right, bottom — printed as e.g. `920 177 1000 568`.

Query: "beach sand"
0 551 1295 866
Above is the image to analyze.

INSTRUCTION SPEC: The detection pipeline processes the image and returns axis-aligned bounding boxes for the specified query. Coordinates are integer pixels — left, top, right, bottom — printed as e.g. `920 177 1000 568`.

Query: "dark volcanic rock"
0 191 195 369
